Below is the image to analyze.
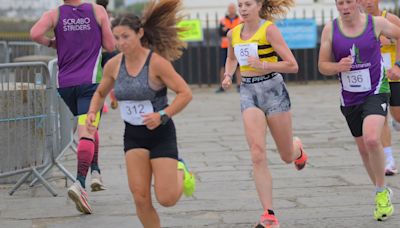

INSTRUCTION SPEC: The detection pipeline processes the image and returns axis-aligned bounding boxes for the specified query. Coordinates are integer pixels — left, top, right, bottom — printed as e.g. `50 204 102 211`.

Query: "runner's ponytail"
258 0 294 20
141 0 186 61
112 0 186 61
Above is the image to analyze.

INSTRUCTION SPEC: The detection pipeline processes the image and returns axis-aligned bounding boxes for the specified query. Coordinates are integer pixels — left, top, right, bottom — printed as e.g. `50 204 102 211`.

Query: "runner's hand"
86 112 97 134
110 100 118 109
222 73 232 90
338 55 352 72
380 36 393 46
388 66 400 81
142 112 161 130
248 56 262 69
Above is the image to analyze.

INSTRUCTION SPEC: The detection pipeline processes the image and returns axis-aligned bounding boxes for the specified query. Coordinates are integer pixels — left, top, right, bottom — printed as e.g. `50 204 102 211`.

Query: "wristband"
158 110 166 116
224 72 232 79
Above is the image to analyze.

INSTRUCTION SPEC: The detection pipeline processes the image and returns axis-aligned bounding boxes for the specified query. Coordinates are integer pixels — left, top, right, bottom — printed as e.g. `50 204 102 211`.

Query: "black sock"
267 209 275 215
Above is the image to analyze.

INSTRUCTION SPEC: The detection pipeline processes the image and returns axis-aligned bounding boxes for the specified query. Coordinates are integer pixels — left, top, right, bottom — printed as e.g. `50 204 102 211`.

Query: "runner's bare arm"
30 10 57 48
152 54 192 118
88 54 120 114
378 13 400 45
376 16 400 79
318 22 351 75
376 16 400 62
264 24 298 74
94 4 115 52
386 13 400 31
225 30 239 77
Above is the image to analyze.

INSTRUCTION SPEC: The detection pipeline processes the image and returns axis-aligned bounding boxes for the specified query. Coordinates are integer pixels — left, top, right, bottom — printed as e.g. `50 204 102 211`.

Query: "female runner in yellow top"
222 0 308 227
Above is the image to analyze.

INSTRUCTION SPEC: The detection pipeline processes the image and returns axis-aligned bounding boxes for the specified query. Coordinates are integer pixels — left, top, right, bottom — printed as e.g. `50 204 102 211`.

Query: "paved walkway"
1 82 400 228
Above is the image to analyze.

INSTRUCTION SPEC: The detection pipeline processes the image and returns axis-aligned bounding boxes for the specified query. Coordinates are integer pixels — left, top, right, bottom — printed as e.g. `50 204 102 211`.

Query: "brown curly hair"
256 0 294 20
112 0 186 61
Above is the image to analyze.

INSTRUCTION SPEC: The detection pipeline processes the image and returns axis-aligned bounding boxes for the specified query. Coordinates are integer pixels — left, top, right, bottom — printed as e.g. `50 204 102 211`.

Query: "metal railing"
0 59 77 196
29 59 76 187
0 62 57 196
0 41 8 63
0 41 56 64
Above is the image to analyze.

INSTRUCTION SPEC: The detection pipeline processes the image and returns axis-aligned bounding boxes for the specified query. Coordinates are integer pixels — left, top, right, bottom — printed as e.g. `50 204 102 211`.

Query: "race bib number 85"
234 43 258 66
341 68 371 93
120 100 153 125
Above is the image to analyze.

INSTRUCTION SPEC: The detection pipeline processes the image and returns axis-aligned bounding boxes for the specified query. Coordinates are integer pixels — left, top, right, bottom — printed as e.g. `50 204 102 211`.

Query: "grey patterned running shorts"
240 73 291 116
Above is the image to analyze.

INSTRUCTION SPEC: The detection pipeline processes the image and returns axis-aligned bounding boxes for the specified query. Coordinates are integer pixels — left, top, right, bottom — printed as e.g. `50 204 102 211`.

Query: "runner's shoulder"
386 12 400 27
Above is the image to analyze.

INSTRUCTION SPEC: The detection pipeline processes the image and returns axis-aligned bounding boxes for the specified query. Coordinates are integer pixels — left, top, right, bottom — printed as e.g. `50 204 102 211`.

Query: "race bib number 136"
341 68 371 93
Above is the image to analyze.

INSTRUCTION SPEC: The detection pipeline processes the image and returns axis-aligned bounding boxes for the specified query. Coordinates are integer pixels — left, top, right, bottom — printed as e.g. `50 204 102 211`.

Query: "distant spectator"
216 3 241 93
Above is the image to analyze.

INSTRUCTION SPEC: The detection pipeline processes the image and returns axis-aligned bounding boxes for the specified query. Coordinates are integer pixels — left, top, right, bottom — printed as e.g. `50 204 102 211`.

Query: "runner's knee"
250 144 266 165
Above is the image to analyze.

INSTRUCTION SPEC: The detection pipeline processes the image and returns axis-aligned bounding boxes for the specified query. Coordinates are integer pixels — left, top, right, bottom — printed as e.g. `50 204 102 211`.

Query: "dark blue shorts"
220 48 228 67
58 84 99 116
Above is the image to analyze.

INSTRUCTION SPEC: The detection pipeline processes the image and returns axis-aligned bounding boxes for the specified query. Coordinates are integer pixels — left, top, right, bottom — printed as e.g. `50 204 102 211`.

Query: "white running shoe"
90 170 107 192
385 159 398 176
67 181 92 214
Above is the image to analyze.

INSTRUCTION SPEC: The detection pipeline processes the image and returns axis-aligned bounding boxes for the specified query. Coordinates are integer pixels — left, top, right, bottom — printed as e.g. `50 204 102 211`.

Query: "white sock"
384 147 393 161
376 186 387 193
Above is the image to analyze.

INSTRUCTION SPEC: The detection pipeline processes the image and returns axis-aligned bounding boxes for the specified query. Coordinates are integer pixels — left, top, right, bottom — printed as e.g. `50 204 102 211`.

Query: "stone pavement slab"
1 82 400 227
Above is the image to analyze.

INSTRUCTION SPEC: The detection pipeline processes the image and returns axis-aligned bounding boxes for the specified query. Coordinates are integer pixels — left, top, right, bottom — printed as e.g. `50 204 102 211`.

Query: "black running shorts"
123 119 178 160
340 93 389 137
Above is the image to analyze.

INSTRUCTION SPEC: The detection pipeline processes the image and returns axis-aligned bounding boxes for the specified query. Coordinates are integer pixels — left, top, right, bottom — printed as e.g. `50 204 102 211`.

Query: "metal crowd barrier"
0 41 9 63
7 41 55 63
29 59 76 188
0 62 57 196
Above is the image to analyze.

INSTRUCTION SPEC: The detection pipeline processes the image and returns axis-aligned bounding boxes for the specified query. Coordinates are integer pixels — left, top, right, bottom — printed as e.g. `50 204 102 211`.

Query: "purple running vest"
54 3 103 88
332 14 389 107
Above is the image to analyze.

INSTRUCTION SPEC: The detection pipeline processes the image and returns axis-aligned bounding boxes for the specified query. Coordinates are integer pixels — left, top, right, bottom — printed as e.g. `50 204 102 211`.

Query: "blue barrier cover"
276 19 317 49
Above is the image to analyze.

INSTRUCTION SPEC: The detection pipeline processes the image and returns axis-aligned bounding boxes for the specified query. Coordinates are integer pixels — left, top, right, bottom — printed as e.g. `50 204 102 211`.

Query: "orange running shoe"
293 137 308 170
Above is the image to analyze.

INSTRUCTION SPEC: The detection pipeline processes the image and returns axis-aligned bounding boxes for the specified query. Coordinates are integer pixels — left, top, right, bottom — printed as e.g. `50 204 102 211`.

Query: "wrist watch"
158 110 170 125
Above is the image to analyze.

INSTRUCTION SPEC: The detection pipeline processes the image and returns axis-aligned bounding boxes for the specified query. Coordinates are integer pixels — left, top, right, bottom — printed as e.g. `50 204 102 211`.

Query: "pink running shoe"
102 104 109 113
255 210 280 228
293 137 308 170
67 181 92 214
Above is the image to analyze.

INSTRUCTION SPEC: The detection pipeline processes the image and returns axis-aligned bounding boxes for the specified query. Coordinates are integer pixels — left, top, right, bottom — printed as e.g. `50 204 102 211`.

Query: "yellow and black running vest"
231 20 278 72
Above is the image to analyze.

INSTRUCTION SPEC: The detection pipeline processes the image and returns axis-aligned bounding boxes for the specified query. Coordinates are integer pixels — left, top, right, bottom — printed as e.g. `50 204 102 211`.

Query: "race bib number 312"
120 100 154 125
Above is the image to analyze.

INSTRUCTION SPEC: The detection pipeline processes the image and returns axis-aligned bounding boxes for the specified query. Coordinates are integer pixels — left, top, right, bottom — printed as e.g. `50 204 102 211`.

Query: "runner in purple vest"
319 0 400 222
30 0 115 214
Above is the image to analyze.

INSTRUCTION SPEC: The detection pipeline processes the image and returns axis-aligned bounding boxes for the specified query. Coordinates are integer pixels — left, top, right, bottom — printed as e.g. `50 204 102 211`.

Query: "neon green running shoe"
374 188 394 221
178 158 196 197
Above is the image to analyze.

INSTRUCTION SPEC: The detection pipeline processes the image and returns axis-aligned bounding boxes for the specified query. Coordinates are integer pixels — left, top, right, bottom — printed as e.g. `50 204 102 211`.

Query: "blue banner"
276 19 317 49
